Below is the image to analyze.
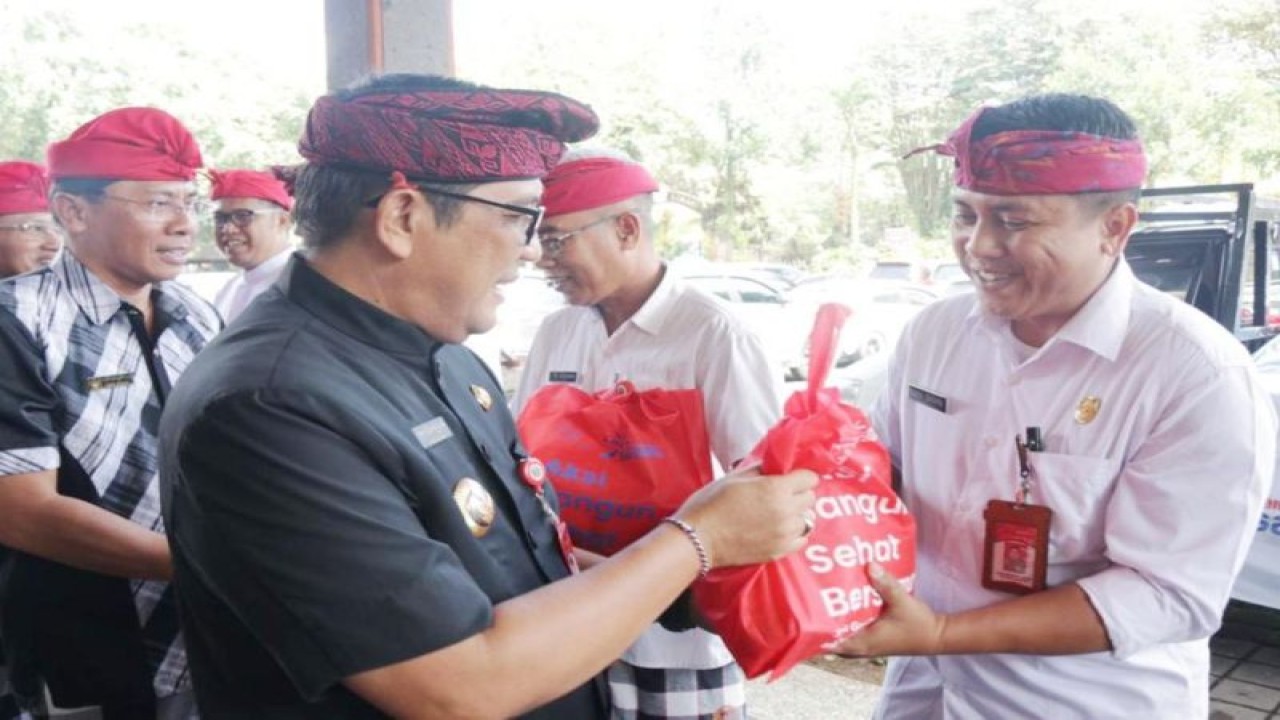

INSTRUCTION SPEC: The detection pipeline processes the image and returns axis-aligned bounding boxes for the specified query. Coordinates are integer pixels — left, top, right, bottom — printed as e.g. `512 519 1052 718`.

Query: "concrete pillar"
325 0 455 91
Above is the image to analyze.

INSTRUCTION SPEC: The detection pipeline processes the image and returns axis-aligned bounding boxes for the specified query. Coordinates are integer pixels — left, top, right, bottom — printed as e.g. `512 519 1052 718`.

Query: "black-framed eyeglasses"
537 213 623 258
214 208 283 229
366 184 544 246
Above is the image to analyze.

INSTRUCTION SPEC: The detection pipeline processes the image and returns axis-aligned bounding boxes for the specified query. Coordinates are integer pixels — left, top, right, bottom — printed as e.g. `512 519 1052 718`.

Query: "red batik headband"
298 88 599 182
913 106 1147 195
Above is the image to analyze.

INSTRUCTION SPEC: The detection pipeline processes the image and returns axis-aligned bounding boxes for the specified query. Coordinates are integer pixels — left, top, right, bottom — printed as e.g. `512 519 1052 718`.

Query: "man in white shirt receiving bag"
210 168 294 322
834 92 1276 719
513 148 782 719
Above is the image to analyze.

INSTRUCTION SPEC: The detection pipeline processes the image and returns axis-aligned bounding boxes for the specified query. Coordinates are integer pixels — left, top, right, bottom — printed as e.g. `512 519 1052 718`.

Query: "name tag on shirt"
85 373 134 391
908 385 948 414
549 371 579 383
412 417 453 449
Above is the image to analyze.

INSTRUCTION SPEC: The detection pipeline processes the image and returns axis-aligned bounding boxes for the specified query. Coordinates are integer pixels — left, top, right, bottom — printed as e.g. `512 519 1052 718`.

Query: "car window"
733 278 783 304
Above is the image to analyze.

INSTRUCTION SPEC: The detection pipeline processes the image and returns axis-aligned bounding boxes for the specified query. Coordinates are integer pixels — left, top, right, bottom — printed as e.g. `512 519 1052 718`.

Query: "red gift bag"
517 381 713 556
693 303 917 680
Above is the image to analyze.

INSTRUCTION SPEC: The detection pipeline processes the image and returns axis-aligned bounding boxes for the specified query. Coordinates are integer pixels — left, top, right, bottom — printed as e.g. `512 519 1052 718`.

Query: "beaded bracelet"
663 516 711 579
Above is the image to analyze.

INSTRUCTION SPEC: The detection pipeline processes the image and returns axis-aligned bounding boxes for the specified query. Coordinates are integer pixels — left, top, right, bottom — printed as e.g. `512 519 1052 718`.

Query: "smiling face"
534 206 630 307
0 211 62 278
951 189 1136 346
54 180 201 299
215 197 292 270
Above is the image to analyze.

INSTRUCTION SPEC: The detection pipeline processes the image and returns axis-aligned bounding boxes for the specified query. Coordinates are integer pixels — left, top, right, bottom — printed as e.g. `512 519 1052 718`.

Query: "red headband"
47 107 202 181
209 168 293 210
0 161 51 214
299 88 599 182
542 157 659 217
916 106 1146 196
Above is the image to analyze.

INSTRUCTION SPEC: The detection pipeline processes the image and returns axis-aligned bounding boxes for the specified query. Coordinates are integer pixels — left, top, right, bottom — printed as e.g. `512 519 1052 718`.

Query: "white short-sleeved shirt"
214 248 292 323
513 267 782 669
871 260 1275 719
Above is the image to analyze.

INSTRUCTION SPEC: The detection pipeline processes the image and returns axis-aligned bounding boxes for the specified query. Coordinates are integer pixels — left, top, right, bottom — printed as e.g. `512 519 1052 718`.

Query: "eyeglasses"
0 222 61 237
214 208 283 229
101 194 210 222
366 184 544 246
537 214 623 258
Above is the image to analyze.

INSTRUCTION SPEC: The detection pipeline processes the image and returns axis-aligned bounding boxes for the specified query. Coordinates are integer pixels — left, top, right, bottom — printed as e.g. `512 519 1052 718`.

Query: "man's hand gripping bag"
693 303 917 680
517 381 712 556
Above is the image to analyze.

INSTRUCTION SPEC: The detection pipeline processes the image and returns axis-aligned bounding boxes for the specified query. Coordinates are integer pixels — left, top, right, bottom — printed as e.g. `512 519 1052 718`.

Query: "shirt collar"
966 259 1133 361
242 248 294 286
51 250 189 327
278 254 443 358
619 264 678 336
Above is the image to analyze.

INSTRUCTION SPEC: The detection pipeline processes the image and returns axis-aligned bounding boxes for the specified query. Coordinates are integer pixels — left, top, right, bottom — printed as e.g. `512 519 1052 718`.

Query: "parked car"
1237 336 1280 610
470 269 566 396
783 277 938 379
931 261 968 285
868 259 931 284
680 271 809 379
732 262 809 290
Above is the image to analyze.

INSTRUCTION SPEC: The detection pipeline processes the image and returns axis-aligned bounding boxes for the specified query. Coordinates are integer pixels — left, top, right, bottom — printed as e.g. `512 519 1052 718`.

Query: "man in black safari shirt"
158 73 818 718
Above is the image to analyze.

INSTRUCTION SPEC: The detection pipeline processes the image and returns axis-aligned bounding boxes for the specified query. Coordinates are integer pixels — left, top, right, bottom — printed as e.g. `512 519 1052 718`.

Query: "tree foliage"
3 0 1279 270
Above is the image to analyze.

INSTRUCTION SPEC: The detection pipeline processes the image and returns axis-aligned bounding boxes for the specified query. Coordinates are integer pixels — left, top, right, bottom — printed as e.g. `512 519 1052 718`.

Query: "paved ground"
746 661 881 719
746 600 1280 720
1211 602 1280 719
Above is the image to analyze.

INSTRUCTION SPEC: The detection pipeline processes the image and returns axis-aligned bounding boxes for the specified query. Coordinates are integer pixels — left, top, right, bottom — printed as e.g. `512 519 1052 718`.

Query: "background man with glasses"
157 73 816 719
512 148 783 719
0 160 60 720
0 107 220 719
208 168 295 322
0 162 61 280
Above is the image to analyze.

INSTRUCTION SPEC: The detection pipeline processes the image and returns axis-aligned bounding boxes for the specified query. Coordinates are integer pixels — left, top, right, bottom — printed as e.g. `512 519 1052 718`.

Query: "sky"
11 0 1235 97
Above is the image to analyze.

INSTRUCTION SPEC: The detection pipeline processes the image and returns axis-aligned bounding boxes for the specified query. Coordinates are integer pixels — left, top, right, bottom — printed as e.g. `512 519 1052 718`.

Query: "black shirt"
158 257 607 718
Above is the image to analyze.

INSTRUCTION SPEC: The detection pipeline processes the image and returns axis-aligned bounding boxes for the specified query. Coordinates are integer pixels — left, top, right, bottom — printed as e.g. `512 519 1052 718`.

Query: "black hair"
971 93 1138 142
972 93 1142 209
293 73 485 250
51 178 114 199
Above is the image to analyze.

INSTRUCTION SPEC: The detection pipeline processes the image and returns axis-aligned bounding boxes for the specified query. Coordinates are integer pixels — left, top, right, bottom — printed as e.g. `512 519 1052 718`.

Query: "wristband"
663 516 711 579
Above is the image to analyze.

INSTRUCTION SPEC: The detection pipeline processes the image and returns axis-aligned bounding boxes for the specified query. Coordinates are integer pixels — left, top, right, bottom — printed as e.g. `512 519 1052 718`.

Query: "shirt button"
1007 377 1021 386
984 436 998 449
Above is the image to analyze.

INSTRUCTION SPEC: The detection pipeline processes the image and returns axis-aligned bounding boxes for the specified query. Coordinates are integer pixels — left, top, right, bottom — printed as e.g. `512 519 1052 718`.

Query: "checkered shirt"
0 251 220 697
608 659 747 720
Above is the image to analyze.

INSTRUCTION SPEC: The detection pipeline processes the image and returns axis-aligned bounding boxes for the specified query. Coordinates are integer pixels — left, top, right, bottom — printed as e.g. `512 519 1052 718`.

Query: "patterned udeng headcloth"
916 106 1147 196
299 88 599 182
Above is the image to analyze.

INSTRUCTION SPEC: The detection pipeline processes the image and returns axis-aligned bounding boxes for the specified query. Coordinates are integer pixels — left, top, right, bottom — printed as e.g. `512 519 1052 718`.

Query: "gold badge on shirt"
453 477 496 537
85 372 134 391
1074 395 1102 425
470 384 493 411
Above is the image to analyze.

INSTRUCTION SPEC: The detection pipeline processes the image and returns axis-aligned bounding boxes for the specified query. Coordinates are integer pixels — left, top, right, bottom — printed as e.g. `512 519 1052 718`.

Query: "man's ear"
371 189 421 260
616 211 642 250
1100 202 1138 257
50 193 91 236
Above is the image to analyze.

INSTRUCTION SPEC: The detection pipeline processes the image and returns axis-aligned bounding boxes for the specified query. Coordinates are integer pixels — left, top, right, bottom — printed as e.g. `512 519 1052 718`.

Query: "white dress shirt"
871 260 1275 719
513 267 782 669
214 249 293 323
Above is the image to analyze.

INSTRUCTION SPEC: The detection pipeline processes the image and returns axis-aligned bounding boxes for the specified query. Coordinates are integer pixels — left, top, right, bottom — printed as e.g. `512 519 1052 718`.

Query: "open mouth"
157 247 191 264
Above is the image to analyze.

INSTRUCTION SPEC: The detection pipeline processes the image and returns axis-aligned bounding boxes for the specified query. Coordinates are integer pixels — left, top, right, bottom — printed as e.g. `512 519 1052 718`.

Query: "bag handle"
805 303 852 400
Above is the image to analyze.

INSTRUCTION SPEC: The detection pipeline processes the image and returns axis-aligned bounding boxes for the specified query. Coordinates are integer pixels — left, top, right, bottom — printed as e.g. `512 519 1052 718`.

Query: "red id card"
981 499 1052 594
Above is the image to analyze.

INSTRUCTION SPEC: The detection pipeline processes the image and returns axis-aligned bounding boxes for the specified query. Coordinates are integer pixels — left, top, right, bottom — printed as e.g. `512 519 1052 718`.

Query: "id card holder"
981 499 1052 595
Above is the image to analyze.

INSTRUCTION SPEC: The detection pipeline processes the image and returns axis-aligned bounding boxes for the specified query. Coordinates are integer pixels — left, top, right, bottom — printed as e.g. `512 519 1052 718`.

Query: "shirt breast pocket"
1030 452 1120 568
